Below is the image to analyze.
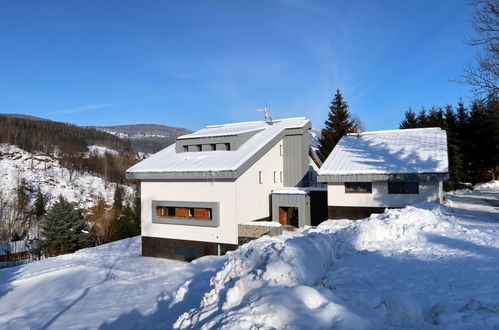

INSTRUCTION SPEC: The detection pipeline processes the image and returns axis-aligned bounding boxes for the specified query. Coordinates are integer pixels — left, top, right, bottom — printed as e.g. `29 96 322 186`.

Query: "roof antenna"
257 106 273 125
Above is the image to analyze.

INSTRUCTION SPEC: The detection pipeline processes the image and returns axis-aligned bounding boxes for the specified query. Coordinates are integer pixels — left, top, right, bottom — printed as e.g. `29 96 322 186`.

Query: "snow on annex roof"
126 117 311 180
318 127 449 182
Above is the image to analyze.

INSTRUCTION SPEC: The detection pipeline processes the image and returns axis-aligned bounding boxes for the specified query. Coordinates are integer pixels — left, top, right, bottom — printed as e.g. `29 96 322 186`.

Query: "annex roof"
318 127 449 182
126 117 311 180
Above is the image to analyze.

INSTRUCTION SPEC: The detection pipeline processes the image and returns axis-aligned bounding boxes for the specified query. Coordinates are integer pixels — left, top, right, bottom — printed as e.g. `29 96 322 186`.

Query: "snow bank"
1 186 499 329
474 180 499 190
174 232 341 329
173 201 499 329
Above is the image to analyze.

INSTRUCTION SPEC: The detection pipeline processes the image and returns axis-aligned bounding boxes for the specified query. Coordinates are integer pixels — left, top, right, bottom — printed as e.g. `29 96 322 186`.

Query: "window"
279 144 283 156
225 143 231 151
210 144 216 151
280 171 283 183
273 171 277 183
152 201 219 227
155 206 212 220
345 182 372 193
259 171 263 184
388 181 419 194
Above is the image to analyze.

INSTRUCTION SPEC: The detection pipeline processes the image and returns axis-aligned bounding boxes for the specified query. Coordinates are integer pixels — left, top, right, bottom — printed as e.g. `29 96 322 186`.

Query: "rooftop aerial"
126 117 311 180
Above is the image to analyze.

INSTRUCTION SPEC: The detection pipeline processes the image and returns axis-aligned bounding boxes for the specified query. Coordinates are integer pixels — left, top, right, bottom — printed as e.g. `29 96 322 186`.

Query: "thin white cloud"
52 103 117 114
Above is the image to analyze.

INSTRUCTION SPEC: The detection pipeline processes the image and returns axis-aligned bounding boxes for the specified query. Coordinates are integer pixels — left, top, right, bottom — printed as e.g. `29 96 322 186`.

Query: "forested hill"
0 115 191 155
0 115 132 155
0 114 192 183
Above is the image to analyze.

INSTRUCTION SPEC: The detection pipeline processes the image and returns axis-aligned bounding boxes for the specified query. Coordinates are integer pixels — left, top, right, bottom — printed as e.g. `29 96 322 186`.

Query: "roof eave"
126 170 239 180
317 172 449 183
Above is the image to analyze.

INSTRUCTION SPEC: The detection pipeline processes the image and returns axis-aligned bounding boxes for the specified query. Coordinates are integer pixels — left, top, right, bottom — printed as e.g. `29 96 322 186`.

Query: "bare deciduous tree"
461 0 499 98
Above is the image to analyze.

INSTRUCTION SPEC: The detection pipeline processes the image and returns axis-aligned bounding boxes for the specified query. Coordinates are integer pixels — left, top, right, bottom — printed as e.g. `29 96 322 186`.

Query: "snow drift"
1 183 498 329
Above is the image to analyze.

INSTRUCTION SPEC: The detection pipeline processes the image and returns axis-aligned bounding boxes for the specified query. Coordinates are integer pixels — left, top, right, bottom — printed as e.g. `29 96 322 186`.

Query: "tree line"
317 90 498 187
400 97 499 185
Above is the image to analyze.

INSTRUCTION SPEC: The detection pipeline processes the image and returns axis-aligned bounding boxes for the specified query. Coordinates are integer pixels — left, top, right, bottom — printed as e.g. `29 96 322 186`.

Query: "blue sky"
0 1 476 131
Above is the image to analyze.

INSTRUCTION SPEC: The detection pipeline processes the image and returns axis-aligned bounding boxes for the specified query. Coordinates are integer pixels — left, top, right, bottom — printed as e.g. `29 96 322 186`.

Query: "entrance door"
278 207 299 227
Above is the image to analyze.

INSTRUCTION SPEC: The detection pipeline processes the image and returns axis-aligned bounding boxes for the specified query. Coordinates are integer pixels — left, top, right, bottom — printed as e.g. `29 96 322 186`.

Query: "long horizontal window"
388 181 419 194
345 182 372 193
156 206 212 220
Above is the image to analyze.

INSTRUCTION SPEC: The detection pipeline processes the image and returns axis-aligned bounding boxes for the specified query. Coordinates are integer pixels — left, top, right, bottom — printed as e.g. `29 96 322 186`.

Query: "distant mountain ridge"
0 113 51 121
0 113 191 154
89 124 192 153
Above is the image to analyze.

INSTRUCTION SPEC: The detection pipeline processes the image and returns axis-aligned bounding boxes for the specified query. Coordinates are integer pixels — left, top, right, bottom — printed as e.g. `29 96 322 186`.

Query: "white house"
317 127 449 219
126 117 315 261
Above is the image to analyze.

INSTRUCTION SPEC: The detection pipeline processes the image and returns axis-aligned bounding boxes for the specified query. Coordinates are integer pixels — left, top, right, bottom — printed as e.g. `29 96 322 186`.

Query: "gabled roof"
318 127 449 182
126 117 311 180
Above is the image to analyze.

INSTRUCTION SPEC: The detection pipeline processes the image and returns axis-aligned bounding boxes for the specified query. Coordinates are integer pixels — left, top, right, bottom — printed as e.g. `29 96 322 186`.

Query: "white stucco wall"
141 180 238 244
235 139 285 224
140 139 287 244
327 181 442 208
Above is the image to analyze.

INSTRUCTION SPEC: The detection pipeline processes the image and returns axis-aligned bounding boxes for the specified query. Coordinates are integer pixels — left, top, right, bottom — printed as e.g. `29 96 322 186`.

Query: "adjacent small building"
317 127 449 220
126 117 316 261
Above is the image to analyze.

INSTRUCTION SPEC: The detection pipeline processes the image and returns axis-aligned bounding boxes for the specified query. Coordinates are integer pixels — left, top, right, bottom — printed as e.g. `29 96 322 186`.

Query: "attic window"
345 182 372 193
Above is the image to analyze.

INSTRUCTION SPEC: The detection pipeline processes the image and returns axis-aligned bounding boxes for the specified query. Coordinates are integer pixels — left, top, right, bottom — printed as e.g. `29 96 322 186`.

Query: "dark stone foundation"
141 236 238 262
328 206 387 220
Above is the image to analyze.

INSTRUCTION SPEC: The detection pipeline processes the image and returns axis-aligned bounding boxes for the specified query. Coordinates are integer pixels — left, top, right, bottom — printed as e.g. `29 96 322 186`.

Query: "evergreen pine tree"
416 108 429 127
40 196 93 256
399 108 418 128
113 185 124 210
485 97 499 179
34 188 45 219
444 105 464 184
318 90 357 160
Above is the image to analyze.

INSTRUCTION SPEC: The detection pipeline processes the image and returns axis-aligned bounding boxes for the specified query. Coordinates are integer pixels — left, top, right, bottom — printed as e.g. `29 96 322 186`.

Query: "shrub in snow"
40 196 93 256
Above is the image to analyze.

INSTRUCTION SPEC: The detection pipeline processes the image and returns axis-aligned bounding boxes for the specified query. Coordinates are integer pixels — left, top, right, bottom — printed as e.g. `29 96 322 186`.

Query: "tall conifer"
318 90 357 160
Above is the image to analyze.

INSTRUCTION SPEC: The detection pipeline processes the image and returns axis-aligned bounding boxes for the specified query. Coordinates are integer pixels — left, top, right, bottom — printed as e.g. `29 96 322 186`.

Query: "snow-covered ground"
0 182 498 329
87 145 119 156
0 144 133 210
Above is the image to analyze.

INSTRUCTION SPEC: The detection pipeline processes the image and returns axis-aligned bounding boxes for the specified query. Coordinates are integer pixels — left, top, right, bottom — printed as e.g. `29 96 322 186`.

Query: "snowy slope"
0 144 133 210
0 182 498 329
87 145 119 156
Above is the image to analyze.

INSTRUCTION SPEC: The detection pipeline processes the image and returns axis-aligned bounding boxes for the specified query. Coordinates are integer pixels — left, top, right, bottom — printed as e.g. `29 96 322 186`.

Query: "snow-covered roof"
177 121 267 139
272 188 309 195
318 128 448 182
126 117 311 180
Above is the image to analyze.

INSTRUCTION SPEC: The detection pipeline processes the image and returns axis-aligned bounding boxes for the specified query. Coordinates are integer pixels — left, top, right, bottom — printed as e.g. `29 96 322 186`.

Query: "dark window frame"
152 201 219 227
388 181 419 194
